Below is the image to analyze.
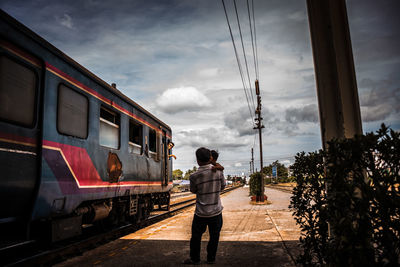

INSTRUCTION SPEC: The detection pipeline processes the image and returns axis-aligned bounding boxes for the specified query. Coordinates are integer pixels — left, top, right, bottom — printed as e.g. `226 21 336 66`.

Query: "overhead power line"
233 0 256 112
222 0 264 187
252 0 260 79
221 0 254 125
247 0 259 80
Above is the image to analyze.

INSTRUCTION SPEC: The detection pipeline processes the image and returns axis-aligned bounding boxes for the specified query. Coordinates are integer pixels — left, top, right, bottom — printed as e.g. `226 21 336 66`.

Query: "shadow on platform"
59 239 301 267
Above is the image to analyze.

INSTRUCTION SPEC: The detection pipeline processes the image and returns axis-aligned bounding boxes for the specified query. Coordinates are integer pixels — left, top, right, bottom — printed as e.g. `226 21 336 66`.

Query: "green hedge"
289 124 399 266
249 172 262 196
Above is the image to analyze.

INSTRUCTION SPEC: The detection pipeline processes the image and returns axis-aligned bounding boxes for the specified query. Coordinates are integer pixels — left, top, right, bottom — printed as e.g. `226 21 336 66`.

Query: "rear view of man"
183 147 226 265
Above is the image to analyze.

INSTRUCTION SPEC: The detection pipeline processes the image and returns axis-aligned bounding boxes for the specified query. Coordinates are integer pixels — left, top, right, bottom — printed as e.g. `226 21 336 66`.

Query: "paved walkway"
57 187 301 266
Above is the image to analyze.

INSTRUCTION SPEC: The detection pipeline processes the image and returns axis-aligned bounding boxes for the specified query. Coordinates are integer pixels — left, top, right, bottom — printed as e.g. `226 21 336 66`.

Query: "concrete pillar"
306 0 363 149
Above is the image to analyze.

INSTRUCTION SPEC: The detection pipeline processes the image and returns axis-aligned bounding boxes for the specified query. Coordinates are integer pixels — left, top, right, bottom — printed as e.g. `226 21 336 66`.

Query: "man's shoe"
183 258 200 265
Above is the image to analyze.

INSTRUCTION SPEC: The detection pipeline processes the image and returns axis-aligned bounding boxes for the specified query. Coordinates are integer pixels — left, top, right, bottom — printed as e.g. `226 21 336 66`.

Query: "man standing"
184 147 226 265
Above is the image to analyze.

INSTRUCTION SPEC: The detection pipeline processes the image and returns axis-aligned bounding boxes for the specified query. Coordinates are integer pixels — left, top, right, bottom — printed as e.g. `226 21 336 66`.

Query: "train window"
129 120 142 154
57 84 88 139
99 106 120 149
149 128 157 159
0 55 36 127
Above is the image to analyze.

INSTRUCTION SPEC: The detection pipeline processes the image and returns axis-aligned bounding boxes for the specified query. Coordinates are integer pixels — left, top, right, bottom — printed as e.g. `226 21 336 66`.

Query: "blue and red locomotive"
0 10 173 243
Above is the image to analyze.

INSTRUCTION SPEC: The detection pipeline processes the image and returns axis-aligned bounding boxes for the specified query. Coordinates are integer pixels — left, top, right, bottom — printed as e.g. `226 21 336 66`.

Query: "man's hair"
211 150 219 161
196 147 211 163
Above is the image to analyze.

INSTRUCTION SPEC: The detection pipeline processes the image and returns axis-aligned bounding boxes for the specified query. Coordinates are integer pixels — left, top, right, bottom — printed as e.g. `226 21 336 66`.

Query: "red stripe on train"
0 131 36 146
0 39 42 67
42 140 170 188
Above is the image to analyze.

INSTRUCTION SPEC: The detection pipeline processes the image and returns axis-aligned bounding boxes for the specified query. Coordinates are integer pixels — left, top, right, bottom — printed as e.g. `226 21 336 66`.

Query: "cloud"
287 10 306 22
223 105 318 138
234 162 242 167
285 104 318 123
271 118 299 137
155 87 211 114
175 127 249 149
56 14 74 29
224 107 255 136
198 68 220 77
361 105 393 122
358 78 400 122
347 1 400 69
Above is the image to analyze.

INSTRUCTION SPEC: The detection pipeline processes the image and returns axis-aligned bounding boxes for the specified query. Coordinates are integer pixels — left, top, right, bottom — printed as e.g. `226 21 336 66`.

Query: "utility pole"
254 80 265 202
249 161 252 174
251 148 254 174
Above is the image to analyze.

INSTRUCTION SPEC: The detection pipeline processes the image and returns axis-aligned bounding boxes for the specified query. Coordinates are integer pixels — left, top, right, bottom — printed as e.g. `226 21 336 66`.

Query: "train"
0 9 173 244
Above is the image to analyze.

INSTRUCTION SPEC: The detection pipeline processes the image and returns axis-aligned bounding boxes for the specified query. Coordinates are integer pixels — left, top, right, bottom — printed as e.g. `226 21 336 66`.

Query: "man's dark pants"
190 213 223 262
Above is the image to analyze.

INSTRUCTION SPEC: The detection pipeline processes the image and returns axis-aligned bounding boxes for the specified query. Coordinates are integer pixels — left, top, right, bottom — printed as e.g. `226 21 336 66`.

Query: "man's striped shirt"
190 164 226 217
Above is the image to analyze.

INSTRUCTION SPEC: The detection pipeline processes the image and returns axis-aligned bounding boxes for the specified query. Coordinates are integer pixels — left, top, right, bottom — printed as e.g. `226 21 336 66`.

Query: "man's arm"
220 172 226 191
189 175 197 193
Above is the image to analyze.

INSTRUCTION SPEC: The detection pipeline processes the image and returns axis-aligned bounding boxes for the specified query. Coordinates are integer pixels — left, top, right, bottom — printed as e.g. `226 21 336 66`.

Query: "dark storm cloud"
223 106 255 137
271 118 299 137
0 0 226 90
358 78 400 122
248 0 309 45
265 117 316 137
1 0 195 31
285 104 318 124
347 0 400 124
224 105 316 138
347 0 400 67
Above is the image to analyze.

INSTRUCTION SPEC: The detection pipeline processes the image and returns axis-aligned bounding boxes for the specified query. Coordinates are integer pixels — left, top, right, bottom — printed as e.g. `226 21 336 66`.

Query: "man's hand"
212 163 224 172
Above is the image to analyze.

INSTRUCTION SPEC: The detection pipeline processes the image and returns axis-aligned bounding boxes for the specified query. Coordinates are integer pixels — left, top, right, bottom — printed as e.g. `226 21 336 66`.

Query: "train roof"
0 9 171 132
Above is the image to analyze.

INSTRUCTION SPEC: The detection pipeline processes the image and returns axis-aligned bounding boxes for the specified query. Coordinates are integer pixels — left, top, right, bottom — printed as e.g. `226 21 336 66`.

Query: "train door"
161 129 168 186
0 40 42 239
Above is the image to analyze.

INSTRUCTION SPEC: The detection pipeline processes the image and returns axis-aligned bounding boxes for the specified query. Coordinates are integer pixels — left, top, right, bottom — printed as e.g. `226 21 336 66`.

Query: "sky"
1 0 399 176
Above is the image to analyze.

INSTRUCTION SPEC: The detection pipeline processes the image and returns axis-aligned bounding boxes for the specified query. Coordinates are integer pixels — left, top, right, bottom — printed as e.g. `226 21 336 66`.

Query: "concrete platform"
56 187 301 266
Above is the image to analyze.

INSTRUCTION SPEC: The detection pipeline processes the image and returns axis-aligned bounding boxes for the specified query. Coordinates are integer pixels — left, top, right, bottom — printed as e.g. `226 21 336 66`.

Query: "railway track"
2 185 240 266
170 191 192 199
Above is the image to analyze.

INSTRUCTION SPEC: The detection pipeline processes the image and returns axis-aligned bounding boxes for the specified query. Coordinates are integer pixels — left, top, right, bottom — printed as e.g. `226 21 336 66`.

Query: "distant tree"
276 161 288 178
262 160 288 179
183 166 197 180
172 169 183 180
262 165 273 177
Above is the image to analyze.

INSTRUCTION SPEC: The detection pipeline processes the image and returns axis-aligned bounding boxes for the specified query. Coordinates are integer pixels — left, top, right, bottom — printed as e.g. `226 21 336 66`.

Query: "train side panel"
32 57 172 220
0 37 43 239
